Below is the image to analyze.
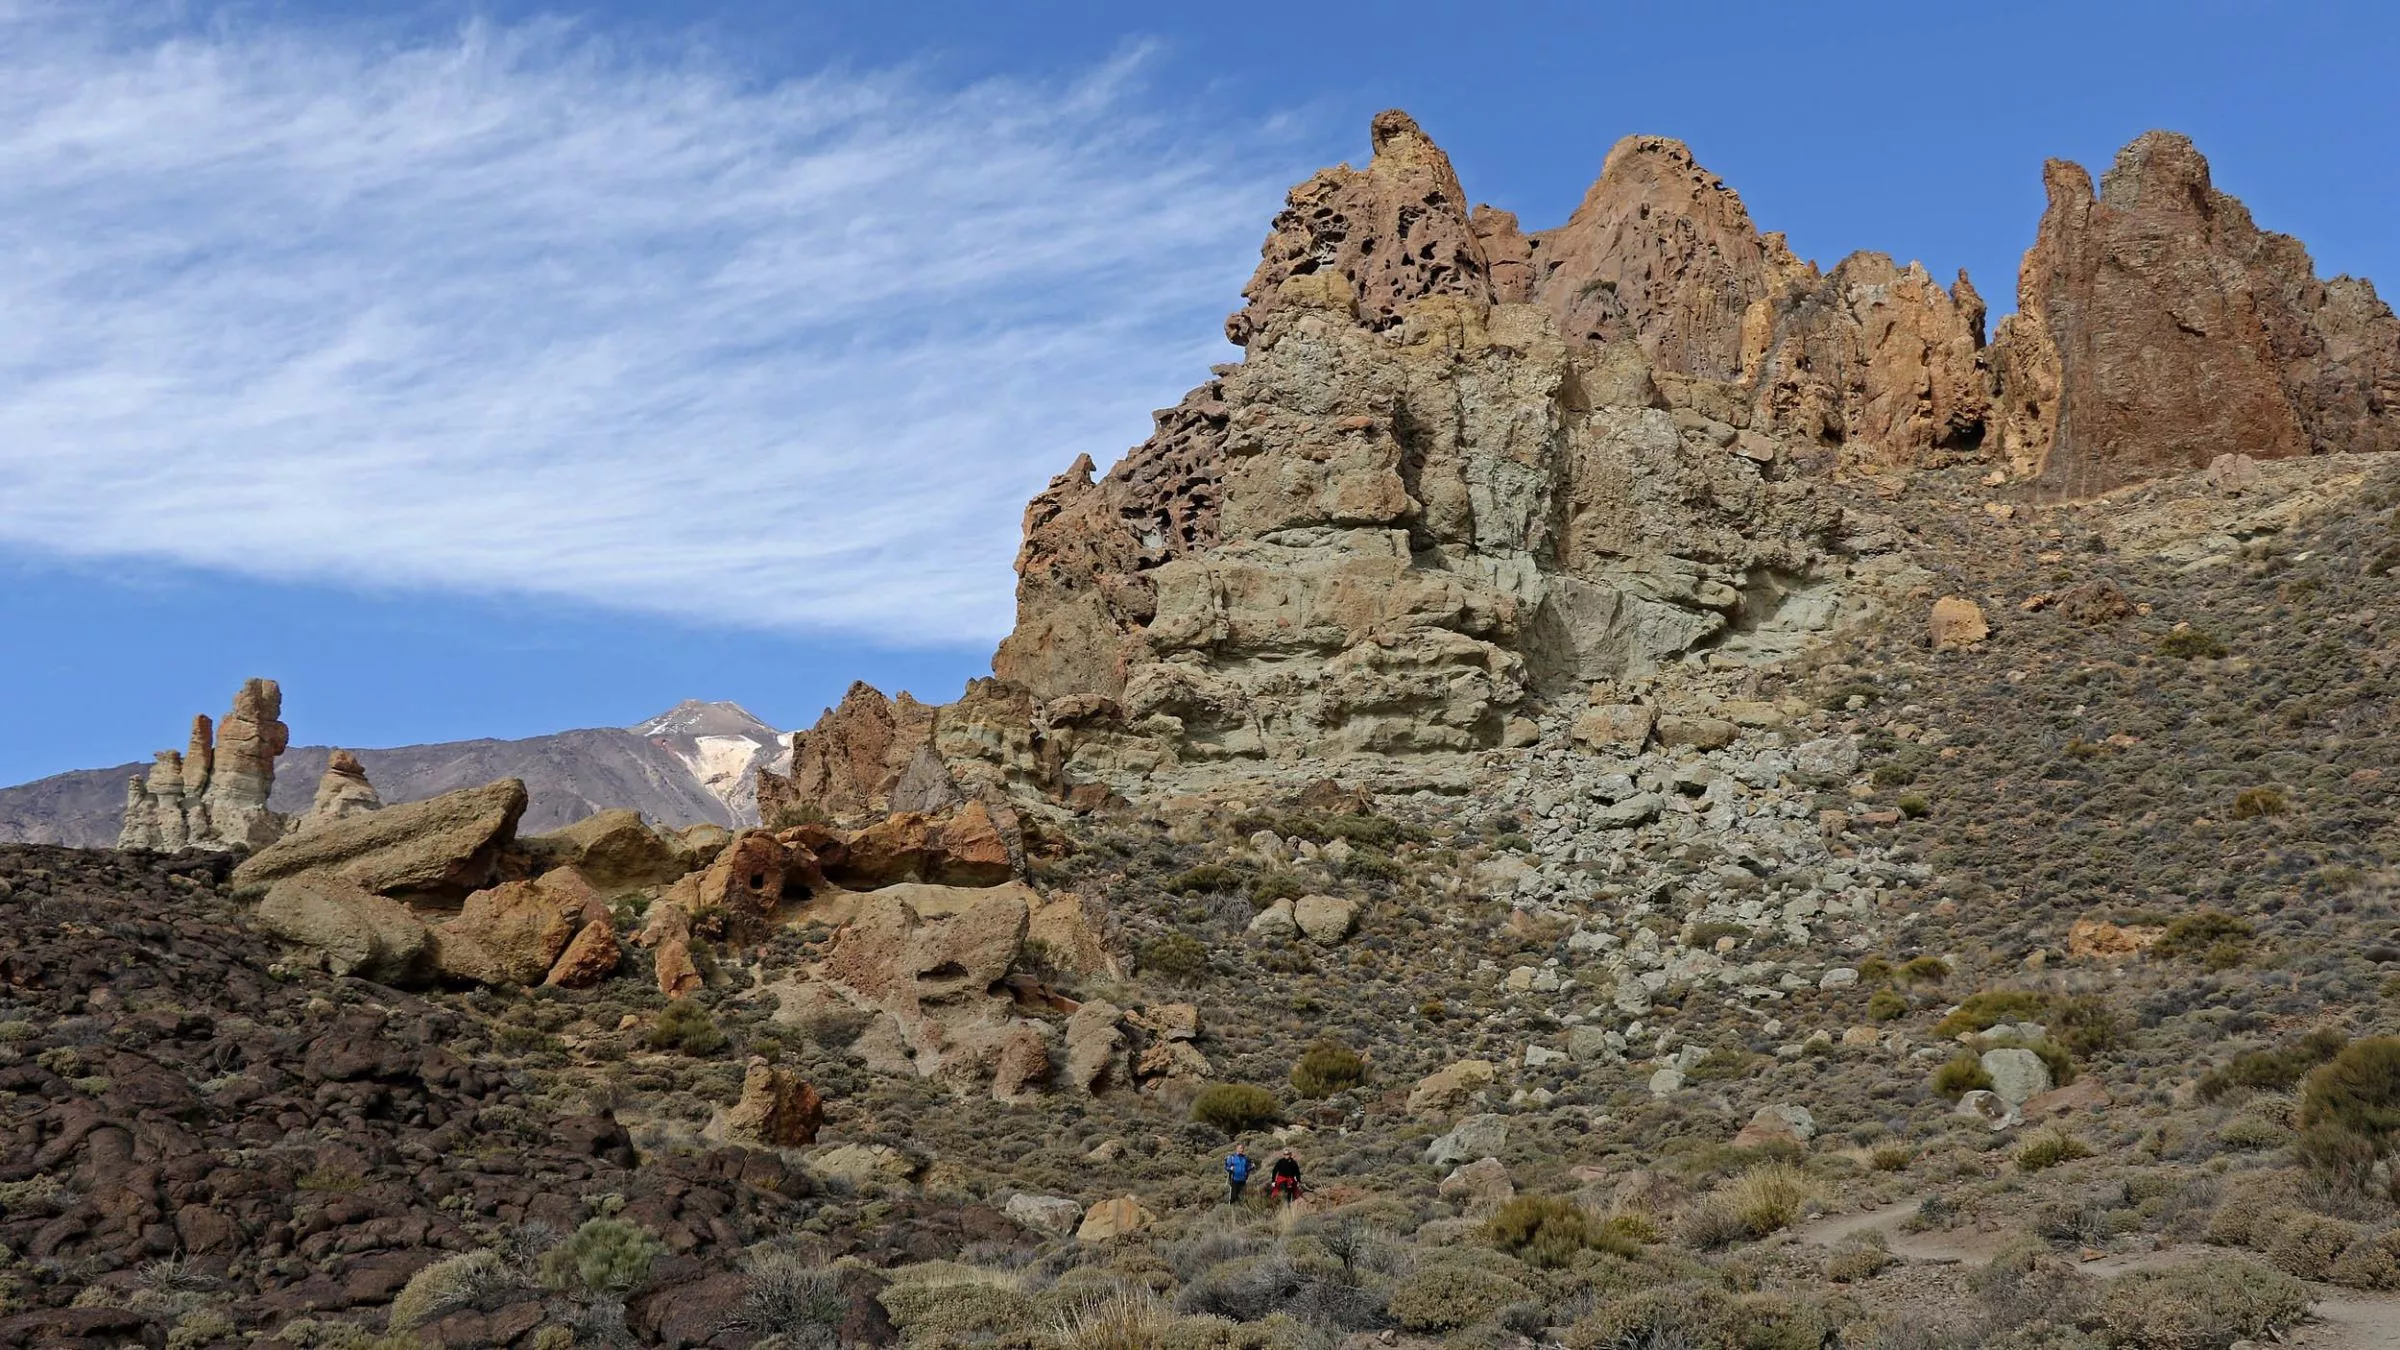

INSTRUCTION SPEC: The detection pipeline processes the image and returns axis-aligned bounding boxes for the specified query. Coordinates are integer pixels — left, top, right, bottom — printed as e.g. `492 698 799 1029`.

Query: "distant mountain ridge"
0 700 788 849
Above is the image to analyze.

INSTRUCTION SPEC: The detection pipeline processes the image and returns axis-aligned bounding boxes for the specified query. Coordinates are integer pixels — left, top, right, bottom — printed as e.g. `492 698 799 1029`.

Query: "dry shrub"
1679 1163 1814 1249
2098 1257 2306 1350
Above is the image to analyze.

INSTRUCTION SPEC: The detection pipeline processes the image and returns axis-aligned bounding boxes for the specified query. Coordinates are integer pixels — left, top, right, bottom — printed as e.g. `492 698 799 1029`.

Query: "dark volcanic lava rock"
0 846 909 1347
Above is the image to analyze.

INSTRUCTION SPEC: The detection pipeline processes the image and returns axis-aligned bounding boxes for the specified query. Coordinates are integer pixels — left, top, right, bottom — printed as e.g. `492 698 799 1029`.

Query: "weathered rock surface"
524 809 690 890
1929 596 1990 651
1075 1195 1153 1242
255 873 431 984
297 749 382 832
232 778 529 905
545 912 621 988
118 681 291 851
1408 1059 1496 1115
1980 1047 2054 1106
432 868 597 986
1003 1194 1083 1235
756 682 938 825
1994 131 2400 496
720 1058 825 1148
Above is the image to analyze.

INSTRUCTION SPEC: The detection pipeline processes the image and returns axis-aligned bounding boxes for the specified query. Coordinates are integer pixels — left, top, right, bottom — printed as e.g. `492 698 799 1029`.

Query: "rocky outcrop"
1993 131 2400 496
118 681 290 851
1227 110 1494 345
297 750 381 832
756 682 937 825
231 778 528 905
1530 134 1806 381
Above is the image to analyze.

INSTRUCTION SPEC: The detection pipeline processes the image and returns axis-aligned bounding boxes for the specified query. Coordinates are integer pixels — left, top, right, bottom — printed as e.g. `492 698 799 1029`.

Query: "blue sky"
3 0 2395 783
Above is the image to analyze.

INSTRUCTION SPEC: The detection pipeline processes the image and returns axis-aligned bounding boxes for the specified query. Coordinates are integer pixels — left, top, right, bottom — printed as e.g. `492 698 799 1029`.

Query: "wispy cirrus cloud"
0 4 1297 642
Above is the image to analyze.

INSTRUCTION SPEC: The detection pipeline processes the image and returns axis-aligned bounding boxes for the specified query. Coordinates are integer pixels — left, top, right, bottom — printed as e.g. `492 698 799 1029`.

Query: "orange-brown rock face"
755 681 937 824
1225 109 1493 346
1741 256 1992 467
1994 132 2400 497
988 383 1226 703
1529 135 1805 381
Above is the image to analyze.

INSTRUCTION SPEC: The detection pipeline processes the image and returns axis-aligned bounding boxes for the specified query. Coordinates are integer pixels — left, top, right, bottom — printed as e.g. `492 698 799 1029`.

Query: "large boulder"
720 1058 825 1148
1408 1060 1496 1115
1293 895 1358 946
545 914 621 989
432 867 597 986
255 874 431 985
233 779 529 905
1929 596 1989 651
1075 1195 1153 1242
1003 1194 1083 1236
1980 1048 2054 1106
832 803 1015 889
1063 999 1130 1095
691 829 789 942
522 810 689 890
1425 1113 1509 1165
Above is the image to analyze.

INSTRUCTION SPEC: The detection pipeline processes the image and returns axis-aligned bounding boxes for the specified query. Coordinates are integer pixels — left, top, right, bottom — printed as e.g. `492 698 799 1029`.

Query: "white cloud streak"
0 4 1294 642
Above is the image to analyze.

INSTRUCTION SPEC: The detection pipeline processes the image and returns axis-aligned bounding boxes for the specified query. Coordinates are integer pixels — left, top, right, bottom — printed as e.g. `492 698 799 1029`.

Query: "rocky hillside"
0 701 788 847
7 110 2400 1350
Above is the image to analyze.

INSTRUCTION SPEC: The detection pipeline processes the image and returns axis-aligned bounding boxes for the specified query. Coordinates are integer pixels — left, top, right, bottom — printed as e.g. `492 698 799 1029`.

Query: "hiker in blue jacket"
1224 1143 1253 1204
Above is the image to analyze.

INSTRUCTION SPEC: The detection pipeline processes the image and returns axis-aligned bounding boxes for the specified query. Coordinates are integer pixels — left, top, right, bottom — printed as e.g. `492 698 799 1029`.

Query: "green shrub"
1898 955 1951 984
2049 995 2127 1058
2296 1036 2400 1190
1384 1262 1531 1333
1288 1042 1367 1098
538 1219 662 1296
1137 934 1210 982
2155 910 2252 965
2230 786 2289 819
1164 865 1239 896
2300 1036 2400 1141
2196 1028 2346 1103
1867 989 1908 1021
649 1000 728 1056
1685 1047 1756 1082
1933 989 2047 1038
1932 1054 1994 1100
1189 1083 1280 1137
1688 921 1747 949
2098 1257 2305 1349
1897 793 1931 819
1564 1284 1840 1350
1246 872 1304 907
1869 1146 1913 1173
2017 1132 2093 1172
2158 628 2228 659
741 1252 849 1341
1484 1196 1631 1269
